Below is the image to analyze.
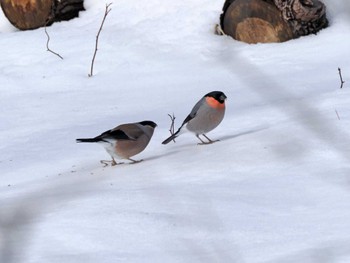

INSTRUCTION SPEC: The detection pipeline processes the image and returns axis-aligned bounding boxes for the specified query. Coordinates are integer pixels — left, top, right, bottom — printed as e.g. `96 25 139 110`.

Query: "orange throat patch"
206 97 225 109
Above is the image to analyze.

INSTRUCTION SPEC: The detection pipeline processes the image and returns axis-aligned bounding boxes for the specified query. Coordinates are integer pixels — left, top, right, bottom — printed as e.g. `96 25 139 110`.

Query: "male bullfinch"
162 91 227 145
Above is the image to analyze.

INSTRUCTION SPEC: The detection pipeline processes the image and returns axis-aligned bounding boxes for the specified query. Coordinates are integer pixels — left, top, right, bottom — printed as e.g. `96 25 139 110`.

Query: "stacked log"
0 0 85 30
219 0 328 43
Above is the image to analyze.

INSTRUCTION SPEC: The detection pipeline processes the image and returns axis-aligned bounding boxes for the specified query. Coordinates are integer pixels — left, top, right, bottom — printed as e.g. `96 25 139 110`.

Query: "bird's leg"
196 134 207 145
128 158 143 164
198 134 219 145
111 157 117 166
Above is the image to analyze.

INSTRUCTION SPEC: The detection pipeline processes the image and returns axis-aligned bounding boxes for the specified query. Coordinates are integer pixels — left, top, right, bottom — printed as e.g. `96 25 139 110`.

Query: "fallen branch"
335 109 340 120
167 113 176 143
338 67 345 89
214 24 225 35
88 3 112 77
44 21 63 60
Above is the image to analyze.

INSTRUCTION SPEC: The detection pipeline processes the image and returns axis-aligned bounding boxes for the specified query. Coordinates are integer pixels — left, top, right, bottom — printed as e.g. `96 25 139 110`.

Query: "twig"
215 24 225 36
88 3 112 77
44 21 63 60
335 109 340 120
338 67 345 89
167 113 176 143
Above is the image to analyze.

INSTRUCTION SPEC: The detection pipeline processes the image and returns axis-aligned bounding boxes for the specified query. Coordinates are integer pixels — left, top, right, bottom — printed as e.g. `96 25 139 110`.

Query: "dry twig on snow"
88 3 112 77
335 109 341 120
338 67 345 89
167 113 176 143
44 20 63 60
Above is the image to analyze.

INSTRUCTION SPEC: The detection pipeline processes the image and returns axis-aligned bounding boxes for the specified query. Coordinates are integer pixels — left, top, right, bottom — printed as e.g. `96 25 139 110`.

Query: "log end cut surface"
0 0 52 30
223 0 294 43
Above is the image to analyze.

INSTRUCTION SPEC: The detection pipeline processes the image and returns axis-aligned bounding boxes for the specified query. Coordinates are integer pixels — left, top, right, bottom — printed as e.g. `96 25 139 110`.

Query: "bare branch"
215 24 225 35
338 67 345 89
335 109 340 120
167 113 176 143
88 3 112 77
44 21 63 60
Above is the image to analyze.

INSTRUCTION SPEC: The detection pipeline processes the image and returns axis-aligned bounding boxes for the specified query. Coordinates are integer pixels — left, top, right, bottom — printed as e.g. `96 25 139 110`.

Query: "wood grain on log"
222 0 294 43
0 0 85 30
220 0 328 43
0 0 53 30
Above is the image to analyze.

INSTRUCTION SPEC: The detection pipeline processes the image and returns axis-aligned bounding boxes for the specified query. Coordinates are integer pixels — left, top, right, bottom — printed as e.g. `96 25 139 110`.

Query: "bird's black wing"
99 129 135 141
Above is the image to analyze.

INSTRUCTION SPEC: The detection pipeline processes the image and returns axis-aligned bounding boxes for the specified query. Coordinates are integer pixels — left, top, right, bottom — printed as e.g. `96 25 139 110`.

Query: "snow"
1 0 350 262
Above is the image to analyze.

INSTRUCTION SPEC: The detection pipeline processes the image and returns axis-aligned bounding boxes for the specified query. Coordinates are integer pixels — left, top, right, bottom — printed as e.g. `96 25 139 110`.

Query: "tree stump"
0 0 85 30
219 0 328 43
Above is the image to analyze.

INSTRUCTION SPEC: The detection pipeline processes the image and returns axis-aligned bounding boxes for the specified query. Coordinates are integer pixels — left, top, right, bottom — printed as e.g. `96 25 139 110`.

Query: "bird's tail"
162 127 182 145
76 138 101 143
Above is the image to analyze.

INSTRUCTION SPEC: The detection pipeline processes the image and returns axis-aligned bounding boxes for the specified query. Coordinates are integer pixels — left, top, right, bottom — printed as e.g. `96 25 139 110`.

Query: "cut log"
0 0 53 30
219 0 328 43
0 0 85 30
221 0 294 43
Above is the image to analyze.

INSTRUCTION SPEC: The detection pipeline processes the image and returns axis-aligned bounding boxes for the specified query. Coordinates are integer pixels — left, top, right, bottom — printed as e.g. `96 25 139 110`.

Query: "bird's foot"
100 159 123 167
197 134 220 145
128 158 143 164
197 140 219 145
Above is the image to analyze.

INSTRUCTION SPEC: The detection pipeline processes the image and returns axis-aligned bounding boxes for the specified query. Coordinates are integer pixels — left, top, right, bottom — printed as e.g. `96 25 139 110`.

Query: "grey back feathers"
76 121 157 143
181 97 205 126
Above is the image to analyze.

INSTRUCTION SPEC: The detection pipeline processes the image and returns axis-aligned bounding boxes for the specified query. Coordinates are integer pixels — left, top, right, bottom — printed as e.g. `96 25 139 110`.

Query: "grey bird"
76 120 157 166
162 91 227 145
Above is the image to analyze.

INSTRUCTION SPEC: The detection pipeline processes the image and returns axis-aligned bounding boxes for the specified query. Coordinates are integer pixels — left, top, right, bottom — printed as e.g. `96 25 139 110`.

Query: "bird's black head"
139 120 157 128
205 91 227 103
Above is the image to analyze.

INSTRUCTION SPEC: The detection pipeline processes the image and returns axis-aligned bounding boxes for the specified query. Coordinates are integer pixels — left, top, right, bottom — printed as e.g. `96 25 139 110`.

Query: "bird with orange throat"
162 91 227 145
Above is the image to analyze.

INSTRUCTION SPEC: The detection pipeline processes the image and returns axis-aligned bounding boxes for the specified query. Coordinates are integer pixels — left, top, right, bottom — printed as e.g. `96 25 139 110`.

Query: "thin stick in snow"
335 109 340 120
167 113 176 143
88 3 112 77
338 67 345 89
44 23 63 60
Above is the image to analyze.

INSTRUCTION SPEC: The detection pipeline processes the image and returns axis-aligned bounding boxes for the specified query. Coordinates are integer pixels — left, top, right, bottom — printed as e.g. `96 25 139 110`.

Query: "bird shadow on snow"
145 148 183 162
219 125 268 142
145 126 268 162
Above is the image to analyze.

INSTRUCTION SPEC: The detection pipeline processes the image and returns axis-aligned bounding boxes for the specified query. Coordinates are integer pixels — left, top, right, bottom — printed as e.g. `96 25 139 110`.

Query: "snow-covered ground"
1 0 350 262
